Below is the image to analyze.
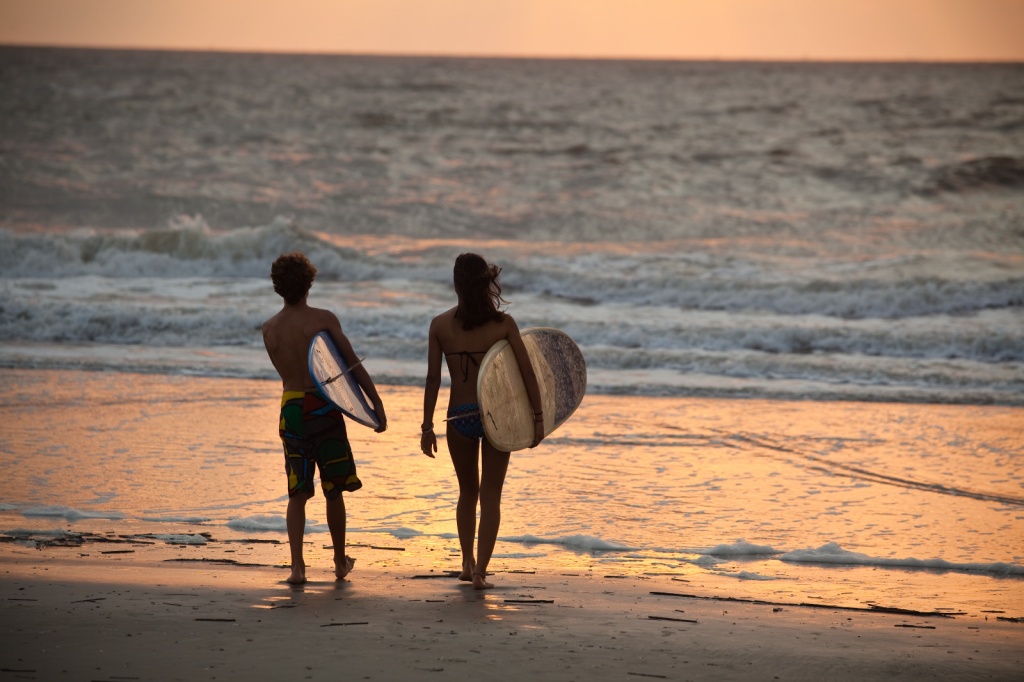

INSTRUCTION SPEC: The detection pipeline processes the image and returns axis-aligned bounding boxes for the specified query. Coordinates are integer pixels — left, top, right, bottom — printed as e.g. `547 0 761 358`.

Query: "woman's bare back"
432 307 517 406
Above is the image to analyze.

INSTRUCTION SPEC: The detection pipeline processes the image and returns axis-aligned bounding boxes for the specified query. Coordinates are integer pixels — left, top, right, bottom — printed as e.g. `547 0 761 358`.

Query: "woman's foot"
458 559 475 582
335 555 355 581
472 570 493 590
287 564 307 585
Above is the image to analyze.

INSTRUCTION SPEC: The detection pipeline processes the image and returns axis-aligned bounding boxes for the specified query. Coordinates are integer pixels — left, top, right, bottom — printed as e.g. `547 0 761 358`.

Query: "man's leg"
325 492 354 580
286 492 312 584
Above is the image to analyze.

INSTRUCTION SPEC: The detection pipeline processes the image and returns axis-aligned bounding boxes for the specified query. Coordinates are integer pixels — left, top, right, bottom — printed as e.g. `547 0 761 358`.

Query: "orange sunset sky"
1 0 1022 61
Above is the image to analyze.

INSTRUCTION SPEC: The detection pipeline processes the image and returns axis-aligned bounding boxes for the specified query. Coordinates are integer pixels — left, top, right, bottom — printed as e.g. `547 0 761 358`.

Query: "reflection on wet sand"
0 369 1021 617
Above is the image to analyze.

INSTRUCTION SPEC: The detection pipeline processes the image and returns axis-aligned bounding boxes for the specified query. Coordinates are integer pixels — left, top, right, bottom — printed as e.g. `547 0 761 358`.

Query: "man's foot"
287 566 307 585
335 555 355 581
458 560 475 582
472 570 493 590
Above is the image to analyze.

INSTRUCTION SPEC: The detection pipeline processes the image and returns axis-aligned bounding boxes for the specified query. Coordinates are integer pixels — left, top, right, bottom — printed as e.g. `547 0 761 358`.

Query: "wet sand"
2 369 1022 678
1 545 1020 681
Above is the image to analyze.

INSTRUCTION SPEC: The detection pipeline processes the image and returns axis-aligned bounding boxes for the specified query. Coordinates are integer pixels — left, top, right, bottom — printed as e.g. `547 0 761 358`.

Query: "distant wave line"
729 433 1024 507
555 430 1024 506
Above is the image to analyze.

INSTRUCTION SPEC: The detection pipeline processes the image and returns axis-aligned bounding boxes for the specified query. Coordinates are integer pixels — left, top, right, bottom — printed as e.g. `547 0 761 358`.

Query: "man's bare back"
263 298 386 433
262 302 341 392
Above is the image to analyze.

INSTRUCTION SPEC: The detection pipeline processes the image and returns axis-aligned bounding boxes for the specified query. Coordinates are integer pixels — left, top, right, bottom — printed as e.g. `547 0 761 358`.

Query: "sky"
0 0 1022 62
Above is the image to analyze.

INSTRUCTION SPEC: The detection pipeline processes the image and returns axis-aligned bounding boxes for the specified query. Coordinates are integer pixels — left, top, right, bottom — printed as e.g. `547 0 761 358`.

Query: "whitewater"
1 50 1022 403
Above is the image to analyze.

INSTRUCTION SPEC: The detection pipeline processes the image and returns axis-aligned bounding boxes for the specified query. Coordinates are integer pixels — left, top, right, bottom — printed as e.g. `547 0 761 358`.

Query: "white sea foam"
493 552 548 559
226 515 288 532
151 534 208 545
704 540 779 556
226 515 331 534
138 516 214 524
386 527 424 538
505 534 634 552
725 571 780 581
3 222 1021 324
2 215 1021 406
1 528 80 538
20 505 125 521
780 542 1024 576
357 526 426 538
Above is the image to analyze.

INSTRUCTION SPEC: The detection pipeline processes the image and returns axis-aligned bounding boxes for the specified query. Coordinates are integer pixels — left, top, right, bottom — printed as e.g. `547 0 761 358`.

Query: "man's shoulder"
261 309 283 333
306 305 339 322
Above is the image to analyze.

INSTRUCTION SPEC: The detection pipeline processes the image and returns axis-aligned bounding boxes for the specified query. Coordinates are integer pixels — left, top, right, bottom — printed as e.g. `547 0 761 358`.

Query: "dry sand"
2 545 1020 681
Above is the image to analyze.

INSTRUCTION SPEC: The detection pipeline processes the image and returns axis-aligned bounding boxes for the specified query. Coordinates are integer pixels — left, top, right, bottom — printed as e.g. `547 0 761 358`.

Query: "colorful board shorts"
279 391 362 499
447 403 485 440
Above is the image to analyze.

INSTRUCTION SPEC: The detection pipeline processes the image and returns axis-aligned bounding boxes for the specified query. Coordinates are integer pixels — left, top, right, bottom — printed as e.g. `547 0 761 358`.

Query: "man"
262 252 388 584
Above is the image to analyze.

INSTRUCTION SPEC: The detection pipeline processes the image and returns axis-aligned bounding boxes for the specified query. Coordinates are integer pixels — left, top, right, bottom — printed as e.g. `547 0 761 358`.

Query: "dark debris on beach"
649 590 967 619
0 530 288 552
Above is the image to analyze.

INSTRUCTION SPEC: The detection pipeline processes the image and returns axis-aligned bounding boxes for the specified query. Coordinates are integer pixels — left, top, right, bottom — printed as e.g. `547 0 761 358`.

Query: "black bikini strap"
447 350 484 383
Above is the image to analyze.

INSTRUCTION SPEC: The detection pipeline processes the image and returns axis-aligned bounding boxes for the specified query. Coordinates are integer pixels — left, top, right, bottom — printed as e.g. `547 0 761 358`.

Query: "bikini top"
445 350 488 382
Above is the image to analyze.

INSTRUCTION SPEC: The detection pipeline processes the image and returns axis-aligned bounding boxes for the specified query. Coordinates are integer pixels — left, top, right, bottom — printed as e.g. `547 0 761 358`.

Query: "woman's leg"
474 438 510 590
447 425 480 581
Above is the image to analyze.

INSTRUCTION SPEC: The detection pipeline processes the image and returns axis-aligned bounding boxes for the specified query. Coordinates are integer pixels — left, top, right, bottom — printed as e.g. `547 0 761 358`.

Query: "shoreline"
2 354 1022 407
2 548 1021 681
2 367 1023 624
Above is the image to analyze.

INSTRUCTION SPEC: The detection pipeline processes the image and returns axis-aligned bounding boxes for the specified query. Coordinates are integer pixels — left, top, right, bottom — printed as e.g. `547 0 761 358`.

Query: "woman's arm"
504 318 545 448
420 318 443 457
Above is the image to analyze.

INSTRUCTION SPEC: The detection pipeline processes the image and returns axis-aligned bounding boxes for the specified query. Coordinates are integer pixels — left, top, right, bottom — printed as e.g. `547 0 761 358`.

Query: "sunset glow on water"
1 49 1021 628
2 369 1020 618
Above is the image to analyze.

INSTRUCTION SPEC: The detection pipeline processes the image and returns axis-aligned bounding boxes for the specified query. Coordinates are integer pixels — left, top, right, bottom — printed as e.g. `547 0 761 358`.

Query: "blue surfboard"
307 331 380 429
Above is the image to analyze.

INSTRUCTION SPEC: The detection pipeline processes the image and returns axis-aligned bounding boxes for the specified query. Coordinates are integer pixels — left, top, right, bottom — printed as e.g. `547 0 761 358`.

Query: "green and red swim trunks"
279 390 362 499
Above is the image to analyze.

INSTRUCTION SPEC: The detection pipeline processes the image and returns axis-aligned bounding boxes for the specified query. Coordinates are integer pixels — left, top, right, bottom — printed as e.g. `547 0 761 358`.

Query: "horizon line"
3 41 1022 65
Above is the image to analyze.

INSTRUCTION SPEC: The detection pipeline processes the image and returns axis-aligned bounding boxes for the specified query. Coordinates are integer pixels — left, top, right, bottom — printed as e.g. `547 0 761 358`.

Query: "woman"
421 253 544 590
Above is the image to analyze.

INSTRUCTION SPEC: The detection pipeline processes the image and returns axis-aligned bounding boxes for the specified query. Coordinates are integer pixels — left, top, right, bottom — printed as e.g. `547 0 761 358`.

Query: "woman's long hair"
453 253 506 330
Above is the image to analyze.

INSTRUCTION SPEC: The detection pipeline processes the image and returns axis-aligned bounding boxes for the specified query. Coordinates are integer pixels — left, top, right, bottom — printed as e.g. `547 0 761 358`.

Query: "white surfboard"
307 331 380 429
477 327 586 452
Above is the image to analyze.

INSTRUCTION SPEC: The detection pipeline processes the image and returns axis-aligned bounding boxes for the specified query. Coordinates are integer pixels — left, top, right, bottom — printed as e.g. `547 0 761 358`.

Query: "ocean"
0 47 1022 617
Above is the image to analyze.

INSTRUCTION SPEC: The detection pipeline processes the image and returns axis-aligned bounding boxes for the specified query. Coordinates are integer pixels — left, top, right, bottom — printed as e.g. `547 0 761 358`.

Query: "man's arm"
327 315 388 433
261 319 286 384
